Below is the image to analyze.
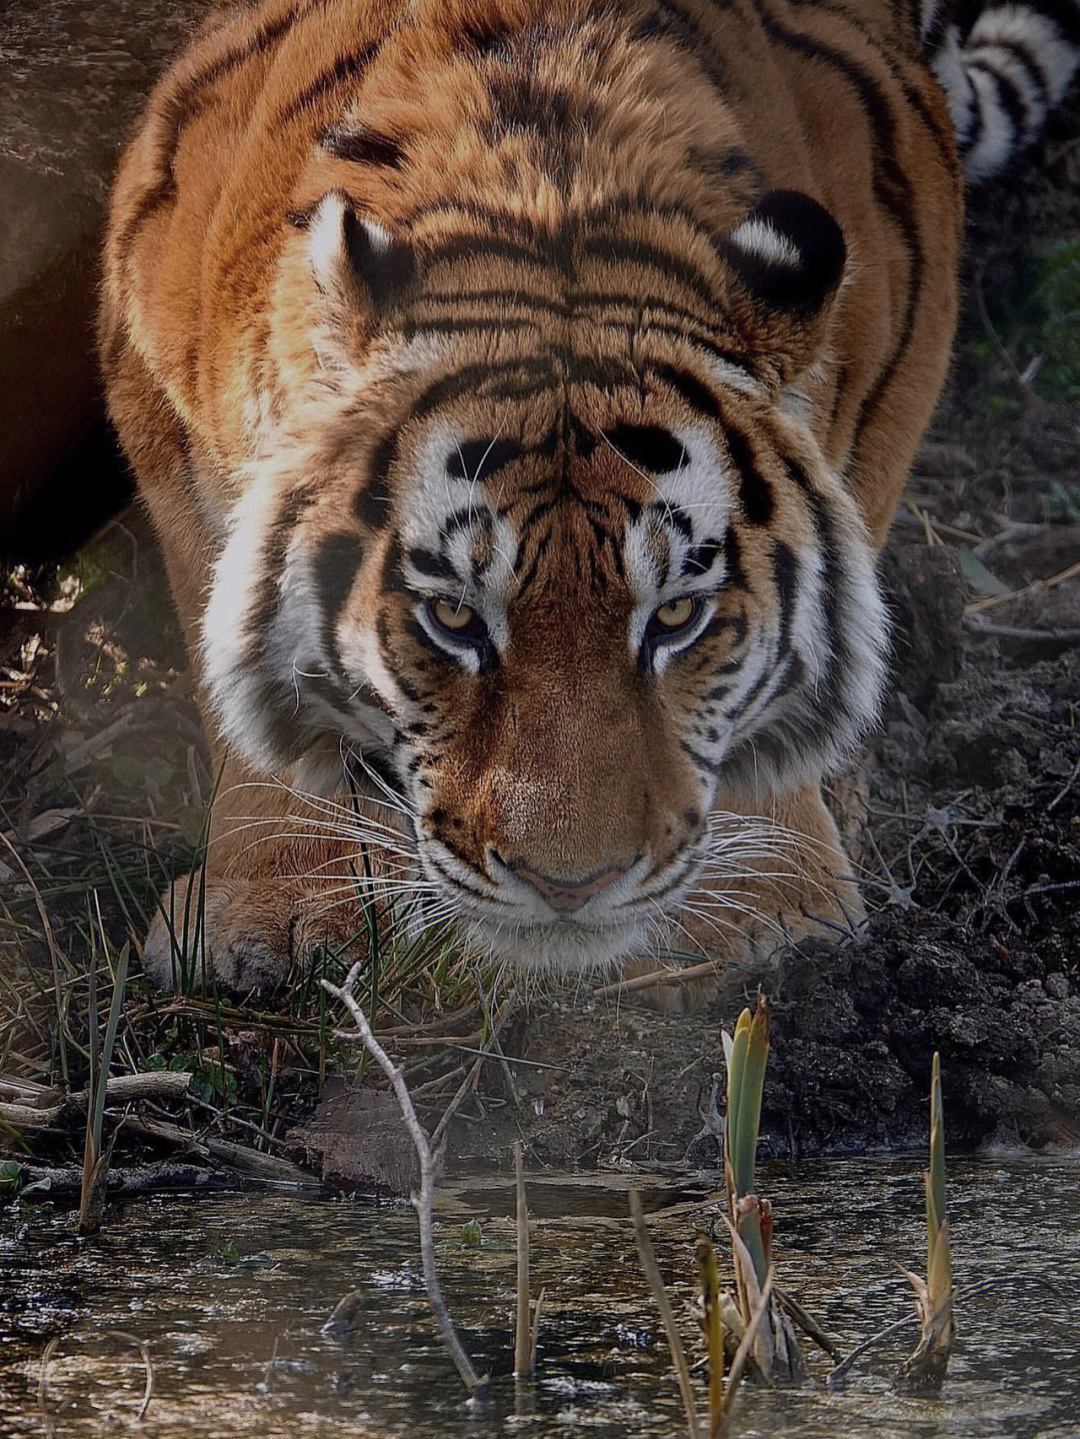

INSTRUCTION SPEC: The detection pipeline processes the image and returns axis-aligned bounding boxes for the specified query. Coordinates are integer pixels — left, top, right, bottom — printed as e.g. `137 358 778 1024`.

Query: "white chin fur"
472 916 646 975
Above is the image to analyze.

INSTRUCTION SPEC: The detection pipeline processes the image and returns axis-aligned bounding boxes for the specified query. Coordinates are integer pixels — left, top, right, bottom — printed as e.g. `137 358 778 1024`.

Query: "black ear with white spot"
308 191 416 311
721 190 845 315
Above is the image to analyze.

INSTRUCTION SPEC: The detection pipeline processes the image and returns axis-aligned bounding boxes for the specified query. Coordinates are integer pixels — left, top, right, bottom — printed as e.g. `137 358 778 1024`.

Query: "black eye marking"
419 599 498 674
641 597 707 669
424 598 488 646
649 501 693 542
407 546 457 582
442 505 493 547
682 537 723 578
604 424 688 474
446 437 523 481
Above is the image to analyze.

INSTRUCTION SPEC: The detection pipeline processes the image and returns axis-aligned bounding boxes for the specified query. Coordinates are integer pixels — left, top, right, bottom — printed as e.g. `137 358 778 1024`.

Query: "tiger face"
202 189 888 973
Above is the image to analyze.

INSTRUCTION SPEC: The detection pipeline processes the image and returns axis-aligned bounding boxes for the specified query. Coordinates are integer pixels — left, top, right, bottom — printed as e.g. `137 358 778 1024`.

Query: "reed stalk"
899 1051 955 1389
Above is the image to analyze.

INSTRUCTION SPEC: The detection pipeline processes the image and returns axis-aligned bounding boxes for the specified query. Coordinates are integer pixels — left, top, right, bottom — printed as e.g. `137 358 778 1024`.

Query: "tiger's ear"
719 190 846 382
306 190 416 312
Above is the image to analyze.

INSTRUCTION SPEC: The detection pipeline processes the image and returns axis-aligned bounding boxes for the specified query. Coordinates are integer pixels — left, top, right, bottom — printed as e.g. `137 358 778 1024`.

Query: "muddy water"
1 1156 1077 1437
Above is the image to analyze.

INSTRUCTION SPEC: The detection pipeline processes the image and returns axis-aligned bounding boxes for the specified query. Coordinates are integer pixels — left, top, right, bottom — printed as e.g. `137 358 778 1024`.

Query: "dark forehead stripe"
650 362 723 421
446 437 524 480
406 546 458 582
651 500 693 541
577 234 718 306
275 42 380 126
484 70 592 137
603 424 688 474
685 143 767 198
682 537 723 577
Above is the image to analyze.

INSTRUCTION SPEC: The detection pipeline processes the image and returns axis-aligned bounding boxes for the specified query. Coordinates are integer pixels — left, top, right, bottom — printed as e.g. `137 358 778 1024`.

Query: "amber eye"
652 597 696 630
425 598 489 647
432 599 476 631
643 595 705 655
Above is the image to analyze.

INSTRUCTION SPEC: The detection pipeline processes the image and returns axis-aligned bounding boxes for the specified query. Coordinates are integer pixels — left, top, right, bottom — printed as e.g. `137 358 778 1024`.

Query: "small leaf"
25 807 80 841
0 1160 23 1196
958 546 1010 597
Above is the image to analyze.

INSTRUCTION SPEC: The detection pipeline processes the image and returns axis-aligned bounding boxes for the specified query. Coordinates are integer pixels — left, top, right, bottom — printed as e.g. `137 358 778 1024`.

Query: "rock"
0 0 209 536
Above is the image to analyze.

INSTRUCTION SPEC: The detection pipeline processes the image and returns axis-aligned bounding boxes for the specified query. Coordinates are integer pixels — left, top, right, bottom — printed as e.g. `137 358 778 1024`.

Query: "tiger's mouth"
414 833 706 975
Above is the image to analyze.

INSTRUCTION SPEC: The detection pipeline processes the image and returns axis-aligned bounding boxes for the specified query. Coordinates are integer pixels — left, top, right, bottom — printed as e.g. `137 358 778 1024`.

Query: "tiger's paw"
142 870 364 993
620 784 865 1013
620 888 864 1015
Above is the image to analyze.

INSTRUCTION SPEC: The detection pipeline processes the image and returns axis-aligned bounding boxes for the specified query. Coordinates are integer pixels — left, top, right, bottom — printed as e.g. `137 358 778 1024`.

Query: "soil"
2 103 1079 1177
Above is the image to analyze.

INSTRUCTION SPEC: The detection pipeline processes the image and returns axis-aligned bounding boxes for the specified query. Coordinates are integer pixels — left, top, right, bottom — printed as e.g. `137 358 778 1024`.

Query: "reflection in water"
1 1156 1078 1437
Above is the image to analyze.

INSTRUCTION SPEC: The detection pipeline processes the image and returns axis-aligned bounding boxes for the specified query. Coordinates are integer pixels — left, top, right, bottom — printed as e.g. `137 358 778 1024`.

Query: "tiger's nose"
513 863 626 913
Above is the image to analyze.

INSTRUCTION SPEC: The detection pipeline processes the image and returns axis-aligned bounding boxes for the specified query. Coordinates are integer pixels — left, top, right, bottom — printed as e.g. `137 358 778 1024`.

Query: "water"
1 1156 1078 1437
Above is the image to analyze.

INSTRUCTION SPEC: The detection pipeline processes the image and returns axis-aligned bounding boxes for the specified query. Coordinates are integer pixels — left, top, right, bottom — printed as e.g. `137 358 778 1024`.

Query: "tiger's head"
202 185 887 974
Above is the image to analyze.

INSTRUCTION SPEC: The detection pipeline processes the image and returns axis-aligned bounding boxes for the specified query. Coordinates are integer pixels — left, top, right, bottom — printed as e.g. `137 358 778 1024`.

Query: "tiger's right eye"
433 599 476 631
425 598 489 647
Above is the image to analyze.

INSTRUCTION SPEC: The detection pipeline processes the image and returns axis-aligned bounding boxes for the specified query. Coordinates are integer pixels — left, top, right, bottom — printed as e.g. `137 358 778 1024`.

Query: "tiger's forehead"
396 413 735 607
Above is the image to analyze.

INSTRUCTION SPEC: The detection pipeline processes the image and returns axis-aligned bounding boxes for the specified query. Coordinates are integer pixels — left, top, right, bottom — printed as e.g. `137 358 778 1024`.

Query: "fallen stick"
0 1071 192 1131
15 1163 299 1201
124 1116 318 1186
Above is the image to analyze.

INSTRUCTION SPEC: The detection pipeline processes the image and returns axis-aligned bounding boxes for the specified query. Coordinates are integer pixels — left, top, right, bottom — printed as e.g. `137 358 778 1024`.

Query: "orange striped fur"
102 0 967 997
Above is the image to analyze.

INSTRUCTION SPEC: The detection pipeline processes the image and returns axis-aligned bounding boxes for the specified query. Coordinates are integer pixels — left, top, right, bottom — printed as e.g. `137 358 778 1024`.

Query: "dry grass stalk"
513 1138 543 1377
630 1188 702 1439
0 828 71 1085
697 1238 725 1435
322 961 487 1395
78 942 130 1234
899 1051 955 1389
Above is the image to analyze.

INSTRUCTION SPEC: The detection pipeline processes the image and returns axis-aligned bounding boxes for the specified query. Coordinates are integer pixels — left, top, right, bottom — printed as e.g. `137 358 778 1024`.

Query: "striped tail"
920 0 1080 182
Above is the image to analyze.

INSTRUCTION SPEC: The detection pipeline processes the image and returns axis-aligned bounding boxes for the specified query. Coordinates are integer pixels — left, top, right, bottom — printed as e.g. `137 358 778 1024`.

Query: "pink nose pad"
515 865 625 913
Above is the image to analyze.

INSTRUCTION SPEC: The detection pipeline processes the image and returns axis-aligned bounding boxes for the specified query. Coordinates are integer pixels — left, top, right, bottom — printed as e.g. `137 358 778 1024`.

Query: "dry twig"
322 962 487 1395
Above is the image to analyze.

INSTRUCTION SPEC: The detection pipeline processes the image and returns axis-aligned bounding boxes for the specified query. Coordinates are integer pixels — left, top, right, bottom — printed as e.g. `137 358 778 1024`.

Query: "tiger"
100 0 1080 998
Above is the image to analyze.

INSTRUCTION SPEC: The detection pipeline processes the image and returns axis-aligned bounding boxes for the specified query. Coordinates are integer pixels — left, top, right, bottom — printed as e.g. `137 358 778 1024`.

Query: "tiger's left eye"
652 597 697 631
647 592 704 644
642 596 706 660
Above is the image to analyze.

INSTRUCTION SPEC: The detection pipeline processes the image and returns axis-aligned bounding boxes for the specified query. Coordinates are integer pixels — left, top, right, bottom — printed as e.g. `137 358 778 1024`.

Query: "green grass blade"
732 999 770 1200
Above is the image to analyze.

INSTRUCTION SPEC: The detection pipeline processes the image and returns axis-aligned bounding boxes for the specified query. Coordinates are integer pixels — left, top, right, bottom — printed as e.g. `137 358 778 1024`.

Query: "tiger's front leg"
142 748 407 993
635 783 862 1011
